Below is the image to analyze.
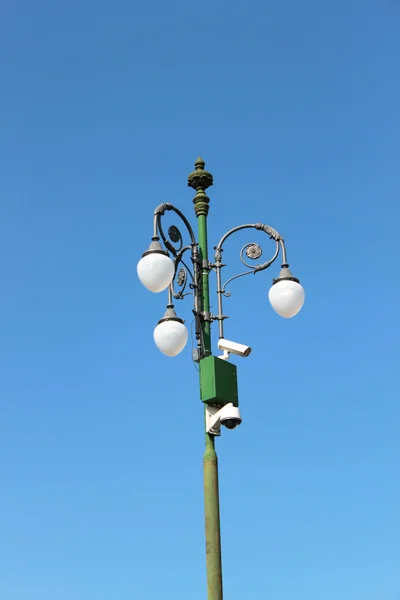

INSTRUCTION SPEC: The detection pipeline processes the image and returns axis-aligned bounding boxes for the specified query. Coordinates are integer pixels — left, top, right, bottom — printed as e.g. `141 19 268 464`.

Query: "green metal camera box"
199 356 239 407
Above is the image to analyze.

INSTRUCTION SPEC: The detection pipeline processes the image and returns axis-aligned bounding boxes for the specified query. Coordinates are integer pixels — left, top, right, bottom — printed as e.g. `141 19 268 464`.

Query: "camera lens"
222 418 239 430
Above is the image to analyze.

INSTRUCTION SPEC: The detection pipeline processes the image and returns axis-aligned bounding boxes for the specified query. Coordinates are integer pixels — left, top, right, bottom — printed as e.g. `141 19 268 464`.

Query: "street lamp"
137 157 304 600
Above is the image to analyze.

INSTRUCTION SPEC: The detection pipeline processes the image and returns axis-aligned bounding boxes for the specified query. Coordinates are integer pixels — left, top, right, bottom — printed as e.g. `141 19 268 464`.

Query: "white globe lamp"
154 306 188 357
269 265 305 319
137 237 175 293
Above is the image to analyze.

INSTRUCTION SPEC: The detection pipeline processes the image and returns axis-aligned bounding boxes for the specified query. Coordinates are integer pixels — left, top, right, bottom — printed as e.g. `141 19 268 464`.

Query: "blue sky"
1 1 399 599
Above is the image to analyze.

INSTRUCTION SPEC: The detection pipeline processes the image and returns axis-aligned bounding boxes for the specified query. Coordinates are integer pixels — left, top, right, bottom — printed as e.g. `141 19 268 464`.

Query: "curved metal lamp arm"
279 238 288 265
152 202 199 278
170 248 196 299
152 202 204 357
153 203 197 248
215 222 282 252
214 223 285 339
153 202 200 296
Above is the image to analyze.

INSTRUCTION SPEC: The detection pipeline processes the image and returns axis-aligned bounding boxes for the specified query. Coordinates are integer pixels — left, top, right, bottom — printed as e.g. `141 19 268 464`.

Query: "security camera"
217 338 252 360
205 403 242 436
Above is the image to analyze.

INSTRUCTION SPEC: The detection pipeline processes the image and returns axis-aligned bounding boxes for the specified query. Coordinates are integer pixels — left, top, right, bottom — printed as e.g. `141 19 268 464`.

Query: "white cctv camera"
217 338 252 360
205 403 242 436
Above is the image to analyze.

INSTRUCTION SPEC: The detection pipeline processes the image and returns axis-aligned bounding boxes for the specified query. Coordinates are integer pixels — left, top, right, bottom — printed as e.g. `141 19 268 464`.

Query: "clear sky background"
0 2 399 599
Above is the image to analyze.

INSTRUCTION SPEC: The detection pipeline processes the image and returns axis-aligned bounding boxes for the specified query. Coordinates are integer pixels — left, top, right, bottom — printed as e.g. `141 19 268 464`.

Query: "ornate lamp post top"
187 156 214 190
188 157 214 217
137 157 305 358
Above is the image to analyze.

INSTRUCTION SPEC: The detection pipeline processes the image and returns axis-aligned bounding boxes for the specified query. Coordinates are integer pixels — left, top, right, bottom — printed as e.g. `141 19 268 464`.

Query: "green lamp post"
137 158 305 600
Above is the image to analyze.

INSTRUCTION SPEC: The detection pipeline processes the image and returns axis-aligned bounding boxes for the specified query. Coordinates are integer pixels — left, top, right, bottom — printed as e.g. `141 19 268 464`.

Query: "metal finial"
188 157 213 217
188 157 213 191
194 156 205 170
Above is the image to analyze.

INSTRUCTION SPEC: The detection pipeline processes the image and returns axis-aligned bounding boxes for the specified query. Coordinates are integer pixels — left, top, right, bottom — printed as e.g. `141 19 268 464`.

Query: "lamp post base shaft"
204 435 223 600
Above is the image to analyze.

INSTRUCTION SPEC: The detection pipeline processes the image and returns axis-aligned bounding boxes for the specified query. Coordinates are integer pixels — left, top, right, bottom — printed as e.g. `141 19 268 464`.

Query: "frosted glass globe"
269 279 305 318
154 320 189 357
137 253 175 293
